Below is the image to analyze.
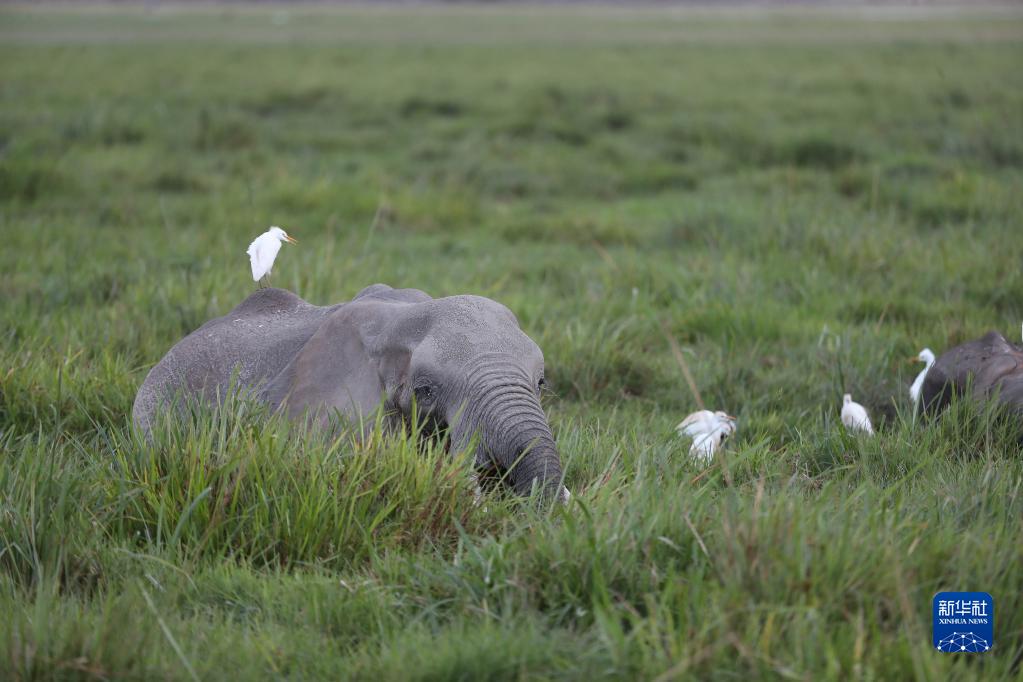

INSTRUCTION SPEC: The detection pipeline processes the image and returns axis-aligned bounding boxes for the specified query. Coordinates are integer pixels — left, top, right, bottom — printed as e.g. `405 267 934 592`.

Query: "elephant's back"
132 289 335 433
921 331 1023 416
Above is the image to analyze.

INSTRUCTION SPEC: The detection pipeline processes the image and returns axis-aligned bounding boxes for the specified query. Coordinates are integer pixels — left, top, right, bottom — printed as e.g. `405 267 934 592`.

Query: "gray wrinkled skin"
920 331 1023 418
132 285 565 499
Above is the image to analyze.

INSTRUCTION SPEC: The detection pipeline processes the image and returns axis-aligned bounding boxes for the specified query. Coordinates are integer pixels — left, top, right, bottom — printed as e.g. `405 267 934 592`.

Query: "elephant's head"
264 285 566 500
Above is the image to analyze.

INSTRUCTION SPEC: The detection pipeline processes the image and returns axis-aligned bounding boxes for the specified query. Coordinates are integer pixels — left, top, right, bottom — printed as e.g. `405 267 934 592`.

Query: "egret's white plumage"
841 394 873 435
909 348 936 407
676 409 736 464
246 226 296 284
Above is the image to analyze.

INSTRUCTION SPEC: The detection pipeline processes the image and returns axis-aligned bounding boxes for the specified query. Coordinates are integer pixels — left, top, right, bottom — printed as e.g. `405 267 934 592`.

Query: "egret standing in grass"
247 226 297 288
676 409 737 464
841 394 873 435
909 348 936 409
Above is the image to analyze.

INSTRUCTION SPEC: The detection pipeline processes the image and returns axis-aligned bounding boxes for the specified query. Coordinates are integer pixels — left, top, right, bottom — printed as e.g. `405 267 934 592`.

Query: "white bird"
676 409 737 464
908 348 936 408
246 226 297 286
841 394 873 435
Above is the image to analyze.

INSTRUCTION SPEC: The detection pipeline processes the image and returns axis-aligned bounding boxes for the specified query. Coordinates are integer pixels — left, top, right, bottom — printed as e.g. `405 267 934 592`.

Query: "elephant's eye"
414 384 435 403
537 376 546 391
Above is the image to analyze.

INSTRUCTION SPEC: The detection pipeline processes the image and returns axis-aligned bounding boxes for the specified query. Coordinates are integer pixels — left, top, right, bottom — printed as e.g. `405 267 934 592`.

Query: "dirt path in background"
2 3 1023 46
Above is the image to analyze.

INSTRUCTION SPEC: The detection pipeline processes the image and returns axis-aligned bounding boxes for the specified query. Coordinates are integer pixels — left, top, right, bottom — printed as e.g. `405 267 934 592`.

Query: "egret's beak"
906 356 919 363
285 235 298 244
726 414 737 422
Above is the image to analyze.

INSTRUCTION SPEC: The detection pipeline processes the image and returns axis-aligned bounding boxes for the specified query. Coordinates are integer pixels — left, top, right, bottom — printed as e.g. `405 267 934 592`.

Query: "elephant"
132 285 568 500
919 331 1023 419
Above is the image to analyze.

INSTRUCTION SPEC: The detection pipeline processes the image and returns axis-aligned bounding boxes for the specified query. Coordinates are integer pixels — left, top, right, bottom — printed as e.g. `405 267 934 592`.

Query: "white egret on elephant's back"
247 226 297 287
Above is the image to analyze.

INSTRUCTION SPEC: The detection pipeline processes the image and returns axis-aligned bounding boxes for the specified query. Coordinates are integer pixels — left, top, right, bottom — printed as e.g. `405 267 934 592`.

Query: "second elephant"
920 331 1023 419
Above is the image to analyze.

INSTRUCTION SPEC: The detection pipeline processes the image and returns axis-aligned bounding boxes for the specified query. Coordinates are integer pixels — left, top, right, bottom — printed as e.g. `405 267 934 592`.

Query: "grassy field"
2 4 1023 679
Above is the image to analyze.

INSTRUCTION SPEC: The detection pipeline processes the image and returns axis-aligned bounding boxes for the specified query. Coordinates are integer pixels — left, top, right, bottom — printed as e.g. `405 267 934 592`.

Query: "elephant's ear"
263 307 392 428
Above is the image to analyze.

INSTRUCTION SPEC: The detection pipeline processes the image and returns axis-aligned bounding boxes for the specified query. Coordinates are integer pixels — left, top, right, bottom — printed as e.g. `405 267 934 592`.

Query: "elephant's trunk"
451 372 564 501
495 407 563 499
